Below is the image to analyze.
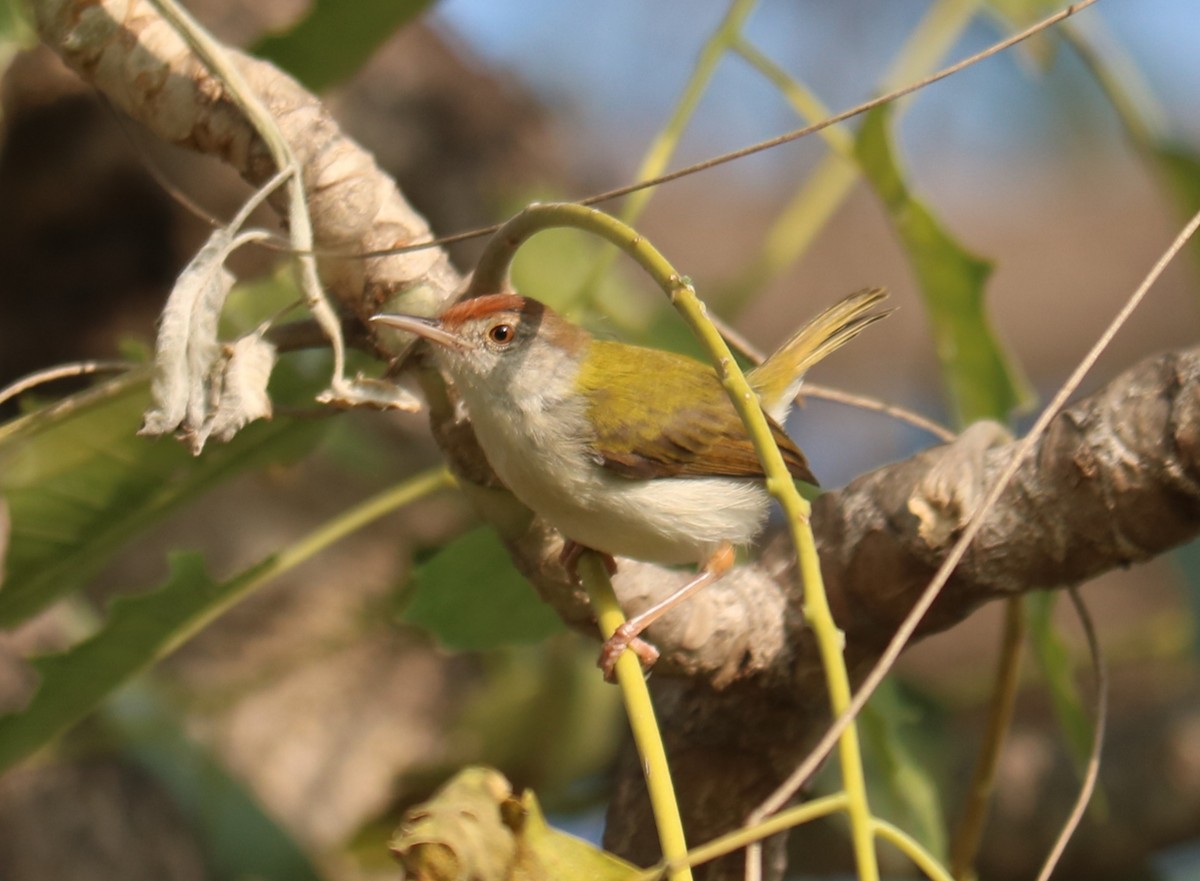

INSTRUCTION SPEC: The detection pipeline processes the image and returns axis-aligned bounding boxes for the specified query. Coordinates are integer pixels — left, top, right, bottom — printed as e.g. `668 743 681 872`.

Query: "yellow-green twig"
631 793 850 881
949 599 1025 879
666 280 879 881
575 0 758 306
175 468 457 650
579 553 692 881
470 202 878 880
874 818 956 881
722 0 979 307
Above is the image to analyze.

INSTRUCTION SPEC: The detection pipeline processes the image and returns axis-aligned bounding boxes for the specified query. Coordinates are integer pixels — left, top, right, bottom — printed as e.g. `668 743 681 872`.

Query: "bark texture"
30 3 1200 879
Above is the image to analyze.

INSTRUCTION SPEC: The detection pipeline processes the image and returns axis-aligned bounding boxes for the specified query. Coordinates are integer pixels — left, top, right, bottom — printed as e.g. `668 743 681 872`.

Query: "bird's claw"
599 626 660 682
560 540 617 580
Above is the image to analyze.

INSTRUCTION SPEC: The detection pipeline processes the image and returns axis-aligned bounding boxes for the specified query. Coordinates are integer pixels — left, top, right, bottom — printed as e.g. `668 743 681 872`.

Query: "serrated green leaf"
105 684 328 881
0 552 271 772
403 527 564 651
0 467 453 773
857 104 1031 426
253 0 436 93
0 372 324 627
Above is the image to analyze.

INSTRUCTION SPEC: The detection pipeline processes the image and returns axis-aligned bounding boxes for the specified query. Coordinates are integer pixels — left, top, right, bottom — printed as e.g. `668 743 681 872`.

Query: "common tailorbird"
373 288 889 677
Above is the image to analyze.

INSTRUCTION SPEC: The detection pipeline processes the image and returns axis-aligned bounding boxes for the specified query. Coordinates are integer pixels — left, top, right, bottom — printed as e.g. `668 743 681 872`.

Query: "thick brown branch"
32 0 460 330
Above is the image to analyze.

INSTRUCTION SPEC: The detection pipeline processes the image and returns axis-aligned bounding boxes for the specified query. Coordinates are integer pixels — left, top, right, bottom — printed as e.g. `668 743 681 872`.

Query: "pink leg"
598 542 735 681
558 540 659 680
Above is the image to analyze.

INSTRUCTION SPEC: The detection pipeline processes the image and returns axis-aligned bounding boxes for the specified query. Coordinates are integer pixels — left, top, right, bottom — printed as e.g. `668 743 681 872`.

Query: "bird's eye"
488 323 515 345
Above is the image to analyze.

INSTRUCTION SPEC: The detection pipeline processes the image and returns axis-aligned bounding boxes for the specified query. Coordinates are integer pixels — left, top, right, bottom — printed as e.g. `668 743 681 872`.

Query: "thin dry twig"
0 361 137 408
1035 587 1108 881
347 0 1100 261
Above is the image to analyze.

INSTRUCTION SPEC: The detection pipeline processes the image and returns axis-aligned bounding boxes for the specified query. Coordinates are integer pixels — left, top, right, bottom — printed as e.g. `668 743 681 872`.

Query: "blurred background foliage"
0 1 1199 879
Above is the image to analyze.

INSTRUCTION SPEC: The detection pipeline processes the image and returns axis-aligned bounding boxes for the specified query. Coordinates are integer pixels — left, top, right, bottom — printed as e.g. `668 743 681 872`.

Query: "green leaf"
1152 142 1200 269
0 499 8 589
0 553 270 772
1171 536 1200 657
253 0 437 93
403 527 565 650
859 680 948 860
0 467 453 772
1155 143 1200 214
857 105 1031 426
104 684 328 881
0 373 324 627
0 0 35 78
1025 592 1094 768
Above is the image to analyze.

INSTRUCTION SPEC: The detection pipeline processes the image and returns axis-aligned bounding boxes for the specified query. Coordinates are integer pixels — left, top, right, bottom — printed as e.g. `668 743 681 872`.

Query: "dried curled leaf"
140 229 236 440
203 333 277 448
139 226 283 454
391 768 518 881
390 767 636 881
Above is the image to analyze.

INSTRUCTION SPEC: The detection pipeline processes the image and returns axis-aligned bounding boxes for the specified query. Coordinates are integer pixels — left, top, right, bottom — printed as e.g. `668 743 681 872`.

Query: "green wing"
579 341 817 485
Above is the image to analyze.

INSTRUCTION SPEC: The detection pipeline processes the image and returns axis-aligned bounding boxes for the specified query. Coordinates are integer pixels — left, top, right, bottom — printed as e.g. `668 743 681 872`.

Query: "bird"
372 287 889 677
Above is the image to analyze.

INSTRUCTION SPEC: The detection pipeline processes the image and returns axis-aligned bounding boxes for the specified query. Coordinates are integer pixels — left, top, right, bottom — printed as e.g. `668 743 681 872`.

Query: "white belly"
467 395 770 565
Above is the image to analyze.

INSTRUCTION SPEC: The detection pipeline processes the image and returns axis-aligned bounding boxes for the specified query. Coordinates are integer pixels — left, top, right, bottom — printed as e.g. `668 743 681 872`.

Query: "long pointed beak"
370 313 466 350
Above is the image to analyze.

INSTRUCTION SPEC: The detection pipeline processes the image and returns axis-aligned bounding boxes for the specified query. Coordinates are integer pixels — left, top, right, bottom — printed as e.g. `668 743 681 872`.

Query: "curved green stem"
472 202 877 880
874 818 956 881
469 203 684 299
631 793 850 881
579 553 693 881
667 278 879 881
179 467 458 649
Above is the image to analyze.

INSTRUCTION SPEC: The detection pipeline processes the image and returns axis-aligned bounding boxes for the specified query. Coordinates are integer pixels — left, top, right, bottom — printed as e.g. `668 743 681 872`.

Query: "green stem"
880 0 980 96
874 818 956 881
579 553 693 881
170 468 457 653
471 202 877 880
470 204 684 298
1062 18 1166 148
720 0 978 310
630 793 850 881
575 0 758 306
948 598 1024 879
668 281 879 881
620 0 758 223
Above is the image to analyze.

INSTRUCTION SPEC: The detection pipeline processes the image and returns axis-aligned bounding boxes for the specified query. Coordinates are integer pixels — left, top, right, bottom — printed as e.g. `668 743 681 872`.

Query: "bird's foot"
598 624 660 682
560 540 616 580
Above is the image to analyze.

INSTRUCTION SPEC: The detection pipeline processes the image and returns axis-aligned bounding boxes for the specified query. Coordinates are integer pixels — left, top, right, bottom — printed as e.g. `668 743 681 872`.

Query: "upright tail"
749 287 890 421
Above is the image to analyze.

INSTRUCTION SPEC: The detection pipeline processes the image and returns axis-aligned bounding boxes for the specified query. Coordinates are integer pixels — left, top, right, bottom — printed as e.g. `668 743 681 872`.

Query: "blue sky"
433 1 1200 193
